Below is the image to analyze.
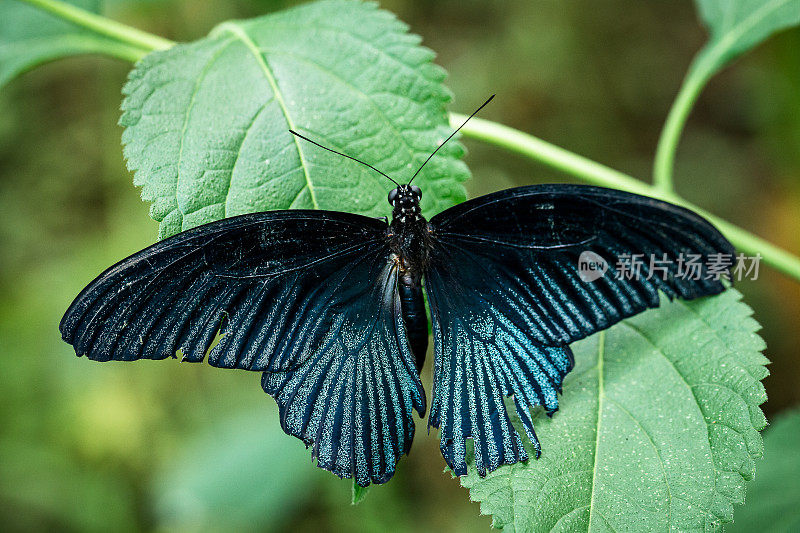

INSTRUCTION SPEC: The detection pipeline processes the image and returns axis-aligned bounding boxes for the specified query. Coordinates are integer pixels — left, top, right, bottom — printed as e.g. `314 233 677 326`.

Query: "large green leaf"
120 0 469 238
726 408 800 532
0 0 128 88
461 289 768 531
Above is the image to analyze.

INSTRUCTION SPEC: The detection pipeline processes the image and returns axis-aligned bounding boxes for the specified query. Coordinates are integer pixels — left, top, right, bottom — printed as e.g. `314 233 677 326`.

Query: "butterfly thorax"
387 184 430 279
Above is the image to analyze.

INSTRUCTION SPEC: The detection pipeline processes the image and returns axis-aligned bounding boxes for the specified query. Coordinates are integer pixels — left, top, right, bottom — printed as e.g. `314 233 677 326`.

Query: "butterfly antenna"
288 130 400 187
407 94 495 185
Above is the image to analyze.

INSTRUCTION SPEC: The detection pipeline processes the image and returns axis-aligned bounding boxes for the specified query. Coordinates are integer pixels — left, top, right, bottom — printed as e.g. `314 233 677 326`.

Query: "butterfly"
60 96 734 487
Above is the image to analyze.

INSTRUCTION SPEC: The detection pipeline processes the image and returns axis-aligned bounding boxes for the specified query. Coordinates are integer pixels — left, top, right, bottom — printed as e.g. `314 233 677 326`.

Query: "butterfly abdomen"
398 273 428 372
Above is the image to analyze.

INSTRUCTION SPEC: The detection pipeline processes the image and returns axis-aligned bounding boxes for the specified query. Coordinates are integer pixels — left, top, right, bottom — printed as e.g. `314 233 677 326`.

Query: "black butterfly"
60 97 734 487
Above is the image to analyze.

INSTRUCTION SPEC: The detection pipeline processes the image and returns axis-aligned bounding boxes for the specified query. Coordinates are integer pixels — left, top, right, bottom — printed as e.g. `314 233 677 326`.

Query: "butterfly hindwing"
425 184 734 476
425 256 574 475
60 210 425 486
260 248 425 485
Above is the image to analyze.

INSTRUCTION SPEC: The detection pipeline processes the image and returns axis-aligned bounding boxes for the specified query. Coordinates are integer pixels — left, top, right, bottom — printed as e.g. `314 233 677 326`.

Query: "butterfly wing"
424 184 734 476
60 210 425 486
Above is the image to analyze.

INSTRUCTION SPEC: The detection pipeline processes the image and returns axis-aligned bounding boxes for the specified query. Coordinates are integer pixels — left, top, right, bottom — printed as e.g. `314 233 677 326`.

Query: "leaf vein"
217 22 319 209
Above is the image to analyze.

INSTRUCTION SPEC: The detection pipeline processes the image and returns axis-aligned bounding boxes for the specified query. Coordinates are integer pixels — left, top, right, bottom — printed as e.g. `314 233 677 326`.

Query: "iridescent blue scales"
259 253 425 485
60 184 734 486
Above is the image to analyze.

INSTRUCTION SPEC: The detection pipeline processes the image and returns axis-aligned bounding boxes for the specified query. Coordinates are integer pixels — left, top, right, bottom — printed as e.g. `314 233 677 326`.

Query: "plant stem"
455 115 660 198
454 113 800 282
653 50 716 192
18 0 175 56
32 34 148 63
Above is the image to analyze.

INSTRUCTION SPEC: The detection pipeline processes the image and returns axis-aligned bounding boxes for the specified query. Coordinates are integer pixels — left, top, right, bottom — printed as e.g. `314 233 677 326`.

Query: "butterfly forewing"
60 210 425 486
424 184 734 476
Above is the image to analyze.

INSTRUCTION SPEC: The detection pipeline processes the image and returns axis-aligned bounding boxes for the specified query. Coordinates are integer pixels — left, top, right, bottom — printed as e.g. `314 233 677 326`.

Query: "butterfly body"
388 184 431 371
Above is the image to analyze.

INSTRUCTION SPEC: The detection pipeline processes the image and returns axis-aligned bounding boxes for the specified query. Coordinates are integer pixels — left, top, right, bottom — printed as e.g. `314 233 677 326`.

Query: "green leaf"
120 0 469 239
461 289 769 531
0 0 131 88
154 411 321 530
688 0 800 104
352 479 370 505
726 408 800 533
694 0 800 73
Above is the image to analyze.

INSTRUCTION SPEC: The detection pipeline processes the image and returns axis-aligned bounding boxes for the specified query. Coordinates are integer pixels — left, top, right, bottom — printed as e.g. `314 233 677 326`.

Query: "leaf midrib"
587 330 606 531
216 21 320 209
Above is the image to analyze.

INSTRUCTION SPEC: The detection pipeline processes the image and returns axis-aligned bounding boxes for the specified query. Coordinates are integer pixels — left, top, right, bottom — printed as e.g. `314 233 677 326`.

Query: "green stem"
653 50 716 192
76 38 148 63
454 113 800 282
455 115 660 198
18 0 175 56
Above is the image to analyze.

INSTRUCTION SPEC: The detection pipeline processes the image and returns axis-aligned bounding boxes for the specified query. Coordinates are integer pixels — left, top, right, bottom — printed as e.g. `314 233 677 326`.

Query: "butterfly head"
388 184 422 221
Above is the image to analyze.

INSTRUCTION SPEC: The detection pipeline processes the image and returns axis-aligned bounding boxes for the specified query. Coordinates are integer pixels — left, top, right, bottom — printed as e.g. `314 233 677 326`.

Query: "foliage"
119 0 468 238
154 411 320 530
695 0 800 70
461 289 768 530
726 407 800 532
352 481 370 505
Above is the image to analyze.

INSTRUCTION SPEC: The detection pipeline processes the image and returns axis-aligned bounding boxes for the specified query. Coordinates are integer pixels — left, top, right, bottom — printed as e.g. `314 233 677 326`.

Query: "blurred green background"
1 0 799 531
